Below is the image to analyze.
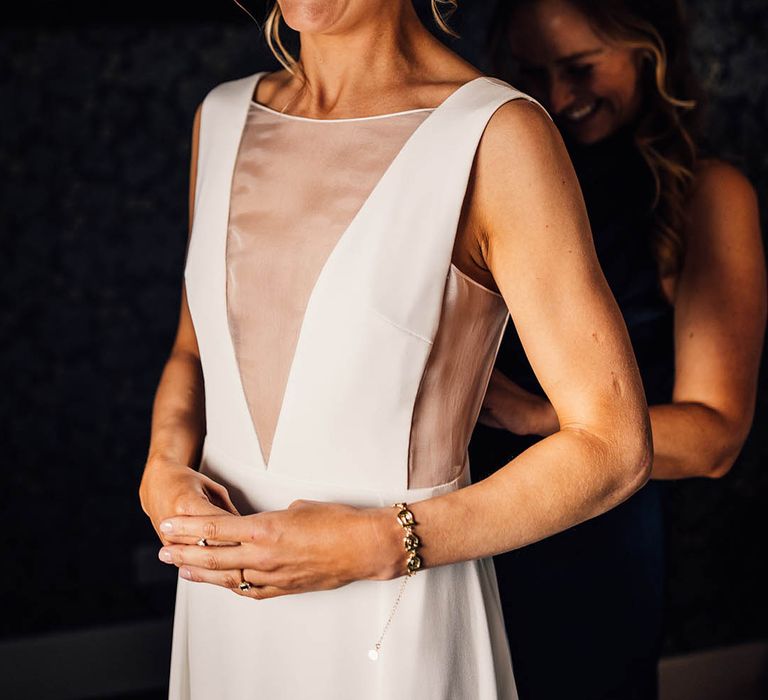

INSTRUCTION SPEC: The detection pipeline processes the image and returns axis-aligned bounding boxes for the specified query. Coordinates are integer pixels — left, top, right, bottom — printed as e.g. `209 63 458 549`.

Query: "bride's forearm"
145 349 206 471
375 424 650 574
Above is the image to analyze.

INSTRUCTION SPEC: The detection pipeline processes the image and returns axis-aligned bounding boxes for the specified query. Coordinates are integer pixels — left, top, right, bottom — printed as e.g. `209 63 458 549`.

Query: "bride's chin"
278 0 343 34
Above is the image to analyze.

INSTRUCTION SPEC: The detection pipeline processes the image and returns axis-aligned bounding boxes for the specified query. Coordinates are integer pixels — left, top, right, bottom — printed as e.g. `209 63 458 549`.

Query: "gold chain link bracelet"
368 502 423 661
393 502 422 575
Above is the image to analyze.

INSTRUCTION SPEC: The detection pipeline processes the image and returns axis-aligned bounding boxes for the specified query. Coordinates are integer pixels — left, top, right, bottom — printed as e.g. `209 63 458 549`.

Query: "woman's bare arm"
144 101 205 472
481 159 766 481
139 102 239 542
143 287 206 471
651 161 766 479
402 100 652 567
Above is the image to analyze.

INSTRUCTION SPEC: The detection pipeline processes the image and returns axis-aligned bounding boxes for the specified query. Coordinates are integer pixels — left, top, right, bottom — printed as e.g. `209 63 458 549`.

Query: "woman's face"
505 0 644 144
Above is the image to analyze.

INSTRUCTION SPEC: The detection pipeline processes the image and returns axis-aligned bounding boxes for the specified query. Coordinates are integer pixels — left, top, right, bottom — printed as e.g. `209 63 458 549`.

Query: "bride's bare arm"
402 99 652 567
143 287 205 470
142 101 204 474
139 102 239 544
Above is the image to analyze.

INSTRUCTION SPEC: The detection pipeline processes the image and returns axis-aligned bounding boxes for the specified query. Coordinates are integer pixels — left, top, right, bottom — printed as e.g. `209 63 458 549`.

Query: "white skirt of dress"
167 436 518 700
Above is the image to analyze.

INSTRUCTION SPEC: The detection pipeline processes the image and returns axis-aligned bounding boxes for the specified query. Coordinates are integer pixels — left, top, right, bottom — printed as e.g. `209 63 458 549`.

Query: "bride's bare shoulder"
474 98 573 206
479 96 564 164
469 97 588 251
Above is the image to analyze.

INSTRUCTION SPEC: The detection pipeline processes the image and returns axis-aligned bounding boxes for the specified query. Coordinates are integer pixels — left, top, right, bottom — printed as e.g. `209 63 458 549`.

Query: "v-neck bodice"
185 71 543 489
226 103 433 466
226 97 508 487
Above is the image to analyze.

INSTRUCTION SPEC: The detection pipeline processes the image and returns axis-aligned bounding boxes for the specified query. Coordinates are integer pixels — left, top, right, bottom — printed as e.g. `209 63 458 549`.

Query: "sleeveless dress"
173 70 546 699
470 126 674 700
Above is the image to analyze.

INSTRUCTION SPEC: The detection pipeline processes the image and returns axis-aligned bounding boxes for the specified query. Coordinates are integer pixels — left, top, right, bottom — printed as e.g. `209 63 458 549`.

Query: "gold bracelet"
368 502 422 662
393 502 422 575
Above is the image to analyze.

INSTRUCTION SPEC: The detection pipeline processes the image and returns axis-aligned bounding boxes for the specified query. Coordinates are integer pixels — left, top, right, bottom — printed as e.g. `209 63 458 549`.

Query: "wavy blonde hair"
491 0 702 278
583 2 700 278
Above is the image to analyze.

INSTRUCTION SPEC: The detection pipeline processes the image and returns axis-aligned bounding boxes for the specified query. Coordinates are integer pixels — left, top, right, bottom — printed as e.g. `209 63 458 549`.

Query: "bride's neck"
283 3 435 113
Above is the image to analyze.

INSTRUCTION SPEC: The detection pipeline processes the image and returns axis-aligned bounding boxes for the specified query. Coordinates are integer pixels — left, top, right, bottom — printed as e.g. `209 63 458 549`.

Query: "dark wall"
2 0 766 656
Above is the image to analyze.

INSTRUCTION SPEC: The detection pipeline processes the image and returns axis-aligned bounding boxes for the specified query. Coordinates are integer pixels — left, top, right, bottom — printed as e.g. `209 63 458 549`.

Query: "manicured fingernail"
180 567 192 580
158 548 173 563
160 520 173 533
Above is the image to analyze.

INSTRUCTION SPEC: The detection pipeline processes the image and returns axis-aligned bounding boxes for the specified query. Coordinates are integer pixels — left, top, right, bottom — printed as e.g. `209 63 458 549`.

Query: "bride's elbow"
614 419 654 500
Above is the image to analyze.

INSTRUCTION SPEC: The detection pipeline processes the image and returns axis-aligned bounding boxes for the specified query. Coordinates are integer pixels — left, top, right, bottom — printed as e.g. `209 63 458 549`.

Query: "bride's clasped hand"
156 499 407 599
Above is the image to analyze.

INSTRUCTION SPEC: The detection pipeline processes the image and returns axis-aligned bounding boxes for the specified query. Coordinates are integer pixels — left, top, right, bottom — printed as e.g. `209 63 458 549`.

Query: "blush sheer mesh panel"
226 103 508 484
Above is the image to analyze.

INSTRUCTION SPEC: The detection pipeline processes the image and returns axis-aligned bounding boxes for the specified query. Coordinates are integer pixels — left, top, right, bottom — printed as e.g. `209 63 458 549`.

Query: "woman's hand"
139 456 240 546
478 369 559 437
155 500 405 600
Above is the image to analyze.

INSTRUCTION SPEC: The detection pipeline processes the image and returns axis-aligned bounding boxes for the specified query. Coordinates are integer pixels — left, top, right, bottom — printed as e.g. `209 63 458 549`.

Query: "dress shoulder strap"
356 76 552 342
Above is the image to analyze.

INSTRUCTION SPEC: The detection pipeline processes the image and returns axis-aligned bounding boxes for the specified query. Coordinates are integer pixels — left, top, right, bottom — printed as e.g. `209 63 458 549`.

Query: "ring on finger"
238 569 252 592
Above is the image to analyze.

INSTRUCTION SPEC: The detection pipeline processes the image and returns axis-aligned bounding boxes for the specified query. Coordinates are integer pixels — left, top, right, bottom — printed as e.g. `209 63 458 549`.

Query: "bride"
139 1 652 697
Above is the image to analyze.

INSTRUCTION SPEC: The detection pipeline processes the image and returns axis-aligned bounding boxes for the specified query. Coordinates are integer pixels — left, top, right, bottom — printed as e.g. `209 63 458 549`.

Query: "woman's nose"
548 77 575 115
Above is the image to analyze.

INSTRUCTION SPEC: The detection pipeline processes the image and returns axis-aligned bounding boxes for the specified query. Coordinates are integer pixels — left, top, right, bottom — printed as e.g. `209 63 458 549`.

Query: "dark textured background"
2 0 766 658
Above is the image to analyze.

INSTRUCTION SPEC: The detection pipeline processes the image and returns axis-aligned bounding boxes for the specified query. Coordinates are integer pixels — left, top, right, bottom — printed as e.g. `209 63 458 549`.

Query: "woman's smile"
559 98 602 124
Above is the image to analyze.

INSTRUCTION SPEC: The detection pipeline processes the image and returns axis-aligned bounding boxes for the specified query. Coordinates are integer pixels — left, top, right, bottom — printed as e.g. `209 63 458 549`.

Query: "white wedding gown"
172 70 545 699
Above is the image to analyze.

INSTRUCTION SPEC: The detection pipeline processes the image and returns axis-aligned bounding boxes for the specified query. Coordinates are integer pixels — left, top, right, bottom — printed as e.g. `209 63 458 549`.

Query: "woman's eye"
515 61 540 74
566 63 594 79
518 64 547 81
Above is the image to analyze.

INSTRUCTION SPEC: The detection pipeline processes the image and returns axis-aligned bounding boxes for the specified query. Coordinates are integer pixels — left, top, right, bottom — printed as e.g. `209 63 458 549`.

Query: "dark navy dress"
469 127 675 700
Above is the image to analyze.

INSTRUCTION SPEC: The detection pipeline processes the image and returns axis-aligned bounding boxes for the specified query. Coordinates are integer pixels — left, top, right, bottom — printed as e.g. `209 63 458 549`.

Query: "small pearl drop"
368 649 379 661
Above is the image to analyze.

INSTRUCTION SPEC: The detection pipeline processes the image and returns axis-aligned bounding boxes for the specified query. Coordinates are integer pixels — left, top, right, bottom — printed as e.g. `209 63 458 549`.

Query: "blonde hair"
588 11 699 278
261 1 459 73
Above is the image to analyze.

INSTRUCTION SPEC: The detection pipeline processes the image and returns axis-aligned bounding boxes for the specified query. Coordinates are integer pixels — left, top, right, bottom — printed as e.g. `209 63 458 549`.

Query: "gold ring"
196 538 208 547
238 569 252 592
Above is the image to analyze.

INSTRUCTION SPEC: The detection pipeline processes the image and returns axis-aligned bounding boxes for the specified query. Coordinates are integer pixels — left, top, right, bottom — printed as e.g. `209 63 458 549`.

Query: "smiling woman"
506 35 643 143
473 1 766 698
491 0 702 277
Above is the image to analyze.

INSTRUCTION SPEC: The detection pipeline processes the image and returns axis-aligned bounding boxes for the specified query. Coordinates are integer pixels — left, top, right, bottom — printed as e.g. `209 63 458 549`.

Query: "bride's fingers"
159 542 258 570
161 500 241 545
176 564 288 598
162 534 240 547
159 533 220 547
160 512 257 543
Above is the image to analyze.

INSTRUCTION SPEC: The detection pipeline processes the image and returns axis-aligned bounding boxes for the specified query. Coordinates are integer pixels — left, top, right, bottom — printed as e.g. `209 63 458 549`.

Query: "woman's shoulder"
472 90 563 194
465 85 583 247
484 92 555 140
481 78 552 118
690 158 757 214
681 158 760 266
